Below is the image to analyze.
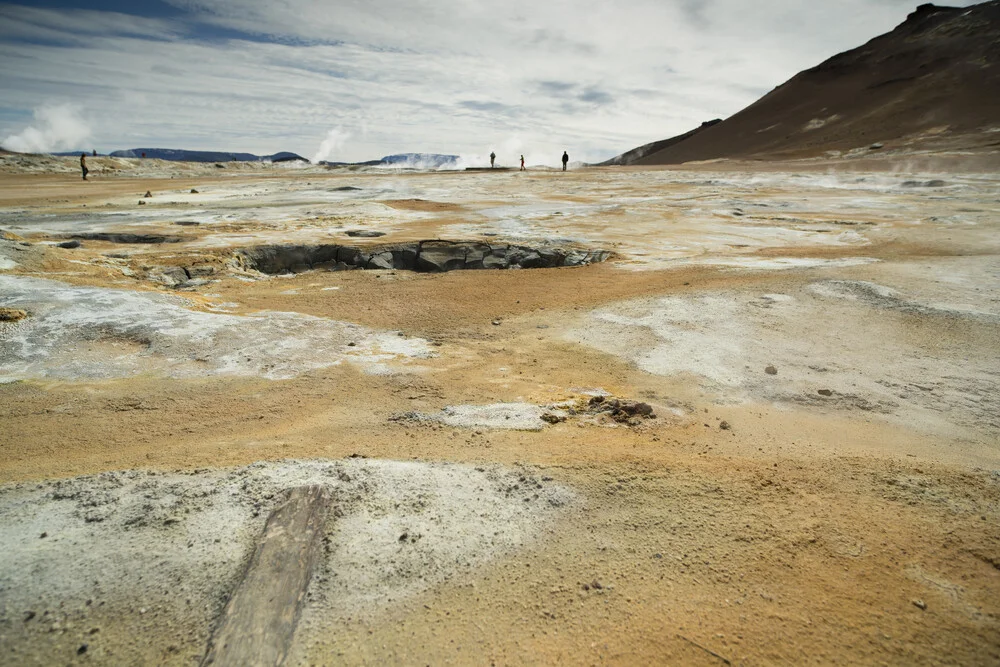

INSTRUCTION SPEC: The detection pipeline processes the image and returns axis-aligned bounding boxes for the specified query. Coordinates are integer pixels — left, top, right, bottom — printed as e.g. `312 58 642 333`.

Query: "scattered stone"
0 307 28 322
77 645 88 655
174 220 200 226
215 163 225 169
138 200 146 205
24 611 35 622
541 413 566 424
869 142 884 150
765 365 778 375
585 396 655 423
190 189 199 194
491 319 501 326
719 421 731 430
39 532 47 538
143 191 152 198
333 186 362 191
56 240 81 249
912 599 927 610
818 389 833 396
345 230 385 238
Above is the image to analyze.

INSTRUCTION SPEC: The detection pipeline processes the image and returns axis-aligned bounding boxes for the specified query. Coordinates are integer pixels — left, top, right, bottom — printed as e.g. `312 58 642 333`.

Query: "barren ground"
1 156 998 665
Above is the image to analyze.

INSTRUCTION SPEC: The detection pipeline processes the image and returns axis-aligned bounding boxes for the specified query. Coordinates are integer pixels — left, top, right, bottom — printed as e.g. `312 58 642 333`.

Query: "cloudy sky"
0 0 978 164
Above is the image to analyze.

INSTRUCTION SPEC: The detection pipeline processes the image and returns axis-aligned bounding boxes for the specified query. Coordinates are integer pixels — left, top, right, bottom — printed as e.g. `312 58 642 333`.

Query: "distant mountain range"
107 148 309 163
45 149 462 168
608 1 1000 165
321 153 461 169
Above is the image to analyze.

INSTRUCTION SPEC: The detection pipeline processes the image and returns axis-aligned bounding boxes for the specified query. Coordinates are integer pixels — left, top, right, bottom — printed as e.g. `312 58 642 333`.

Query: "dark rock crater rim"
234 240 612 274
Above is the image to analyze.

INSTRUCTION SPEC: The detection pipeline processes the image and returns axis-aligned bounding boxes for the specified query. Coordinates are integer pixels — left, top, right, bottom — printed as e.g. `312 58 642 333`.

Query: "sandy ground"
0 156 998 665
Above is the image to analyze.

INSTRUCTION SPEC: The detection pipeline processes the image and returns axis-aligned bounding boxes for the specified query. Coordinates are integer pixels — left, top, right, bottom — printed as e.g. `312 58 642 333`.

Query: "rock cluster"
235 240 611 274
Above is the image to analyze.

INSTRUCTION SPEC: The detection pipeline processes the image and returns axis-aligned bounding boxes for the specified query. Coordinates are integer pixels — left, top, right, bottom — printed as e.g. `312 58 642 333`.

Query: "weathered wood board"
202 485 331 667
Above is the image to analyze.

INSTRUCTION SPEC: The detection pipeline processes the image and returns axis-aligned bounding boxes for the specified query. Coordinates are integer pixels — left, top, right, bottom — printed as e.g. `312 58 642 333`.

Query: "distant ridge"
106 148 309 163
625 1 1000 165
597 120 721 166
322 153 461 169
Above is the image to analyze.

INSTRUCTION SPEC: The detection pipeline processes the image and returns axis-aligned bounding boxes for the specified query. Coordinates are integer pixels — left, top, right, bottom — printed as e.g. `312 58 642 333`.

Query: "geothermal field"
0 154 999 665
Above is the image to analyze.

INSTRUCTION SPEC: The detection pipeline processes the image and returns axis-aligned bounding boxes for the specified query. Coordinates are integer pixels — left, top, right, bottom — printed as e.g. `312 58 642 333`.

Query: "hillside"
634 2 1000 165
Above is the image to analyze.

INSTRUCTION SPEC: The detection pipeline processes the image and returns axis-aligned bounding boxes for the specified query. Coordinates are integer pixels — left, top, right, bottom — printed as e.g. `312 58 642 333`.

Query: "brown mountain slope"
635 2 1000 165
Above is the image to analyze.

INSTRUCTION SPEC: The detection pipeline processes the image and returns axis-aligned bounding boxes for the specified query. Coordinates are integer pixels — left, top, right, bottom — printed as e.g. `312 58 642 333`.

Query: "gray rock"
346 230 385 238
57 240 81 249
417 242 468 272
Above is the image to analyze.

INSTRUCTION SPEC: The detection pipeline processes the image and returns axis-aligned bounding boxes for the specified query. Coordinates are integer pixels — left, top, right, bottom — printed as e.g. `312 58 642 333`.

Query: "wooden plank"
202 485 331 667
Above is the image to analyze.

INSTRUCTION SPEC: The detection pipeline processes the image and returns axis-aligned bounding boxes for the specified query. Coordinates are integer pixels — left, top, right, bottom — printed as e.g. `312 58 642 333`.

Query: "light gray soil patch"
0 275 434 381
0 459 572 666
568 279 1000 439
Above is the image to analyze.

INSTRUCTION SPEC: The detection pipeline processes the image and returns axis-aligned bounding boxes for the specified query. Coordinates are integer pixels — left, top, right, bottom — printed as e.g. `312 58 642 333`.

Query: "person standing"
80 153 88 181
562 151 569 171
520 155 525 171
490 151 496 168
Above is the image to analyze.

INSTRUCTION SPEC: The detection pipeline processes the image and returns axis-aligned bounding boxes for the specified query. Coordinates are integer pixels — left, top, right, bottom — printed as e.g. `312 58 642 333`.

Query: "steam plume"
312 127 350 164
1 104 92 154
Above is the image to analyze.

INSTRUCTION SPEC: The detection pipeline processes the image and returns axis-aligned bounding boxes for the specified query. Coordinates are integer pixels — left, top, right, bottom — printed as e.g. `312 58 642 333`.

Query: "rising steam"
312 127 351 164
1 104 92 154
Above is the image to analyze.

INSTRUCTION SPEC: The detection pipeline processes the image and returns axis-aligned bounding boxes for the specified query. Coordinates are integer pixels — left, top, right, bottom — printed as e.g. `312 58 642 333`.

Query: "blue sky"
0 0 979 164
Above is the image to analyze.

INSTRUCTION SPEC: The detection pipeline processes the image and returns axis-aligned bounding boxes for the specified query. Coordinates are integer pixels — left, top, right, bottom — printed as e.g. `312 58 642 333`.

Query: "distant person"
92 149 96 156
80 153 88 181
520 155 525 171
141 152 146 158
490 151 496 168
562 151 569 171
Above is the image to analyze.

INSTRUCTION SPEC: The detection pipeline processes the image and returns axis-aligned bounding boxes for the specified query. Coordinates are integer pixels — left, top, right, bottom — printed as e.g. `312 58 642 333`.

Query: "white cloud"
1 103 91 154
0 0 981 163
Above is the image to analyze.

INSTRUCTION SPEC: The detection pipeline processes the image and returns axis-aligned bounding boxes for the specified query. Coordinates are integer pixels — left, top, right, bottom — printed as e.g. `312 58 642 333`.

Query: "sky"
0 0 980 165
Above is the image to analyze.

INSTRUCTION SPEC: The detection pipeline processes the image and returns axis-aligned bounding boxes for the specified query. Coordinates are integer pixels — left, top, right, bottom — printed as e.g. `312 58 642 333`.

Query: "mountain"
597 120 721 166
628 2 1000 165
106 148 308 163
321 153 461 169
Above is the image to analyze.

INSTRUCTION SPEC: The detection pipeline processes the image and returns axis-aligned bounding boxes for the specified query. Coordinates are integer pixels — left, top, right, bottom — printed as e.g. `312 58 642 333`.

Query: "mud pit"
1 159 999 665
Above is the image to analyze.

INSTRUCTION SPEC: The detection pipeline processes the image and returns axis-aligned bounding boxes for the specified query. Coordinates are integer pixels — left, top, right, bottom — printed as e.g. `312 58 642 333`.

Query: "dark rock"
138 200 146 205
67 233 183 244
417 242 468 272
332 186 362 191
77 644 88 655
57 240 81 249
818 389 833 396
143 191 152 198
720 420 731 430
174 220 200 226
190 189 199 194
765 365 778 375
541 413 566 424
346 230 386 238
367 252 394 270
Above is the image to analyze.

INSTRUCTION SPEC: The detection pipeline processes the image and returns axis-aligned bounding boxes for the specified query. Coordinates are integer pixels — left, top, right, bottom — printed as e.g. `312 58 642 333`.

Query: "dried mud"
0 158 998 666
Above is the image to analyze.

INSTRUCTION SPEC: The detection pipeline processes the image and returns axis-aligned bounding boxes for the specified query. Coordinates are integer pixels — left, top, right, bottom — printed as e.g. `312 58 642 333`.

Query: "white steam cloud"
1 104 92 154
312 127 351 164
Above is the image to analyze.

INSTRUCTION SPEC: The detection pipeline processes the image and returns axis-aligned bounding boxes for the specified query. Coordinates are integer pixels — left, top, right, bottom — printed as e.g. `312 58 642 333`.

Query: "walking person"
520 155 525 171
80 153 89 181
490 151 496 168
562 151 569 171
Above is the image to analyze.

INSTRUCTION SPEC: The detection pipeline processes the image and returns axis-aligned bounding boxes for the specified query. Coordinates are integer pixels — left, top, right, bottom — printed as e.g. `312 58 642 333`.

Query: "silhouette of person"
92 149 96 156
520 155 525 171
562 151 569 171
80 153 88 181
490 151 496 168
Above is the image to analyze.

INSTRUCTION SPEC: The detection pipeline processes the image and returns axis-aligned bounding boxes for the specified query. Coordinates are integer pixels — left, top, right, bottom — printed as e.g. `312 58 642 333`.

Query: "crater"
62 233 187 244
234 240 611 274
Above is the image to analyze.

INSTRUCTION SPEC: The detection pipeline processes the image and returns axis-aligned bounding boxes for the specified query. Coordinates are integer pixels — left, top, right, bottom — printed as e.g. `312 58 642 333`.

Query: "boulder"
416 242 468 272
